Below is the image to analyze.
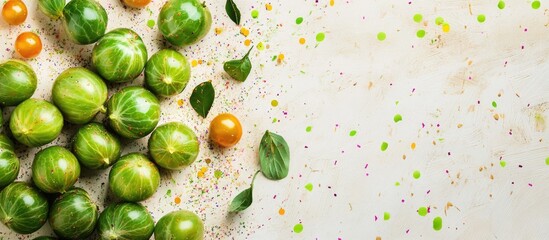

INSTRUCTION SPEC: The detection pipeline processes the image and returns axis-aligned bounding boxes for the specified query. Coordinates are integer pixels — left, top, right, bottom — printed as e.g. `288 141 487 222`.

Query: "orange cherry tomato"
122 0 152 8
2 0 27 25
15 32 42 59
209 113 243 148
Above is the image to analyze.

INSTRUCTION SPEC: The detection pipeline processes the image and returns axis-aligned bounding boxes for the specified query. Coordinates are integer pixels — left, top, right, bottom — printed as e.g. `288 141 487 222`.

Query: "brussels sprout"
38 0 65 19
98 202 154 240
155 210 204 240
145 49 191 97
149 122 199 170
72 123 121 169
32 146 80 193
62 0 107 44
0 59 37 106
107 87 160 139
92 28 148 83
0 134 19 188
0 182 49 234
33 237 58 240
9 99 63 147
109 153 160 202
52 67 108 124
158 0 212 46
49 188 98 239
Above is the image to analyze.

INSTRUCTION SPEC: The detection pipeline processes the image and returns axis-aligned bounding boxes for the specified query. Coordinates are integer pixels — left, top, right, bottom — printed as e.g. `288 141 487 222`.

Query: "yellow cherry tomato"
122 0 151 8
15 32 42 59
2 0 27 25
209 113 243 148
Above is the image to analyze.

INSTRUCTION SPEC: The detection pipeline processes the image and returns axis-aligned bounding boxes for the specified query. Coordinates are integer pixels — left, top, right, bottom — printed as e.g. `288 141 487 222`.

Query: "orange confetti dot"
197 167 208 178
299 38 306 44
174 196 181 204
244 39 251 46
277 53 284 63
278 208 285 215
265 3 272 11
215 27 223 35
240 27 250 37
198 59 203 64
330 0 335 6
411 142 416 150
177 99 184 106
376 237 382 240
191 60 198 67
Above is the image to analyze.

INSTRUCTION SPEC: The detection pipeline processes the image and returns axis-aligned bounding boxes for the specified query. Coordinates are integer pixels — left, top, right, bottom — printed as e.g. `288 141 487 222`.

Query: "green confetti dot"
395 181 400 186
500 161 506 167
383 212 391 220
293 223 303 233
381 142 389 151
498 0 506 9
296 17 303 24
416 30 426 38
349 130 357 136
413 170 421 179
418 207 428 216
166 189 172 197
251 9 259 18
532 1 541 9
413 13 423 23
257 42 265 50
272 118 277 123
492 101 497 108
306 126 312 132
377 32 386 41
477 14 486 23
545 157 549 165
316 32 325 42
214 170 223 179
435 17 445 26
147 19 155 29
305 183 313 192
394 114 403 123
433 217 443 231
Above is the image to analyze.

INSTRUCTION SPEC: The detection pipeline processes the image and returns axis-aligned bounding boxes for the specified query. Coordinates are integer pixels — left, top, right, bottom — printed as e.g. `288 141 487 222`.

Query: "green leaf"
224 47 253 82
259 131 290 180
229 171 259 212
190 81 215 118
225 0 241 25
228 187 252 212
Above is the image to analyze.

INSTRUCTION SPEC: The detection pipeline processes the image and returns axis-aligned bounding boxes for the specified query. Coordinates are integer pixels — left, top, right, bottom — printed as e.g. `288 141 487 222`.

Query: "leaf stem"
243 46 254 59
250 170 261 187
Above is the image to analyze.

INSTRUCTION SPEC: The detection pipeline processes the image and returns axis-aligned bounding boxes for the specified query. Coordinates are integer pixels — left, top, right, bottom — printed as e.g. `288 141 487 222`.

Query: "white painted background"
1 0 549 239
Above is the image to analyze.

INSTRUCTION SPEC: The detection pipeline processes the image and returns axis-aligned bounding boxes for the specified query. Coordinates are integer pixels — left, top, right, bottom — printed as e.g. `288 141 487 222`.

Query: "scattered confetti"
296 17 303 25
394 114 403 123
435 17 445 25
214 170 223 179
306 126 312 132
498 0 506 9
146 19 155 29
265 3 272 11
381 142 389 151
377 32 386 41
477 14 486 23
383 212 390 220
416 30 426 38
299 38 306 44
442 23 450 33
279 208 285 215
532 1 540 9
251 9 259 18
316 32 325 42
305 183 313 192
174 196 181 204
271 99 279 107
418 207 428 216
433 217 443 231
349 130 357 136
293 223 303 233
413 13 423 23
413 170 421 179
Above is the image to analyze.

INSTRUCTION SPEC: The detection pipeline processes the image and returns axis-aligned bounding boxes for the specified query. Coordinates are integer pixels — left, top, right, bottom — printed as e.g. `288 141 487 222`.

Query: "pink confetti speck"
375 215 378 221
334 160 338 165
365 164 368 169
401 199 405 203
406 229 410 234
528 183 533 187
427 190 431 194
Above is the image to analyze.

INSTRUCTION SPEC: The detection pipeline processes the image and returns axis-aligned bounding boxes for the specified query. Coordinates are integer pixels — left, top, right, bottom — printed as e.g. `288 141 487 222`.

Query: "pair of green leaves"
229 131 290 213
190 81 215 118
224 47 253 82
225 0 241 25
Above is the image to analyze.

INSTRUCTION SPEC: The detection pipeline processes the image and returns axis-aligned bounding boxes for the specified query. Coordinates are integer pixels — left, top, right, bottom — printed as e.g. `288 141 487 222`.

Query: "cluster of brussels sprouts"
0 0 213 239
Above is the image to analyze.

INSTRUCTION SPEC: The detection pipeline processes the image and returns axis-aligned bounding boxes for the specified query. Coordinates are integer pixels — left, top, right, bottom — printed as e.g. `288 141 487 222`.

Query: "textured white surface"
1 0 549 239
